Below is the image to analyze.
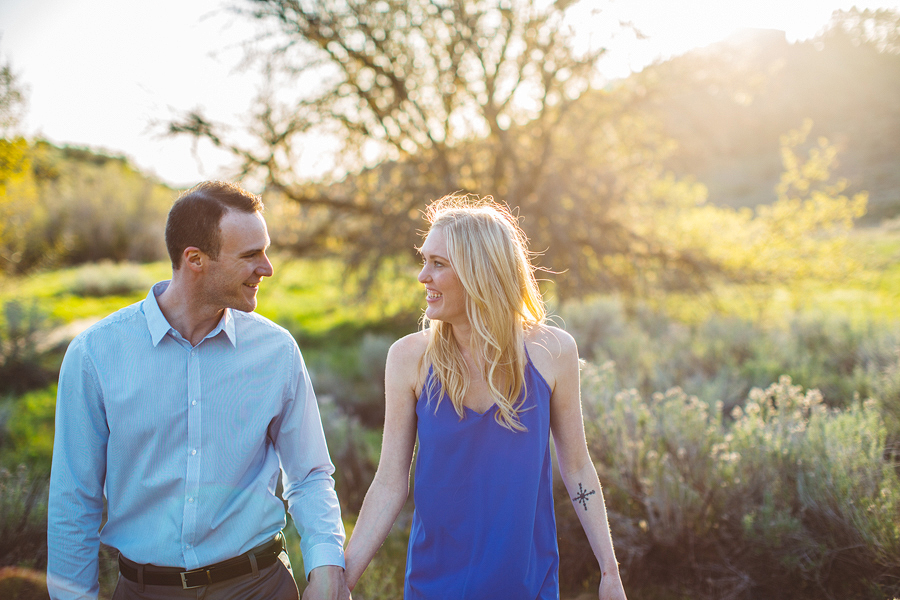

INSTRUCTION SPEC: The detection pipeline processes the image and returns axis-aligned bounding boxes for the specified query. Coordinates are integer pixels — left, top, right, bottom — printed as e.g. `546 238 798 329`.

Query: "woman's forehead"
420 226 448 255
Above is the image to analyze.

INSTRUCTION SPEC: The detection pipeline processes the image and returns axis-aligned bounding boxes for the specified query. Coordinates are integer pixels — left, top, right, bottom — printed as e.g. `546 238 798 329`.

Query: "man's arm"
47 337 109 600
274 343 347 583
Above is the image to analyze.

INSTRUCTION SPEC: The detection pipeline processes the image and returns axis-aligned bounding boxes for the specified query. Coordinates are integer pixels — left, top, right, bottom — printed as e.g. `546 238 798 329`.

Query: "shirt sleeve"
47 336 109 600
274 342 346 580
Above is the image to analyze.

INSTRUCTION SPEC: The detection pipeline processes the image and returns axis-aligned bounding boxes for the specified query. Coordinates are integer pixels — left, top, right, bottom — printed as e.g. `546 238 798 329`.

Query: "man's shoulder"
72 300 146 344
233 310 296 345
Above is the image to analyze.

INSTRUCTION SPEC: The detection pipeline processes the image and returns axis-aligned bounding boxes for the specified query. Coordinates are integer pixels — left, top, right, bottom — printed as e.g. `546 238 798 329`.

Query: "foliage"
0 141 175 274
632 8 900 222
261 256 421 346
649 121 868 298
318 384 385 513
345 518 410 600
557 296 899 414
0 464 48 570
822 7 900 55
0 301 54 395
0 48 27 135
0 385 57 473
169 0 740 299
67 260 155 298
567 366 900 600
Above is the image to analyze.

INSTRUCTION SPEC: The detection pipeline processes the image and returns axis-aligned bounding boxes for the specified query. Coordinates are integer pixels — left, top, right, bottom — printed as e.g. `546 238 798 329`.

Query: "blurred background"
1 1 899 598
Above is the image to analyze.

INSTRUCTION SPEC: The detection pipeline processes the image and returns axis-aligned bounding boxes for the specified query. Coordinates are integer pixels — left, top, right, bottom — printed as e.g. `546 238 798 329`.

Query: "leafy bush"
0 300 54 395
557 297 899 412
0 385 56 472
308 333 394 428
318 395 383 515
564 364 900 600
0 464 48 570
67 260 154 297
348 520 410 600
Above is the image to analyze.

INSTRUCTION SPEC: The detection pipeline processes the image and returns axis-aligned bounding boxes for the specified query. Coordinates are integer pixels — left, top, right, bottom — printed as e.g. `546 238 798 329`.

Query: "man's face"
202 209 274 313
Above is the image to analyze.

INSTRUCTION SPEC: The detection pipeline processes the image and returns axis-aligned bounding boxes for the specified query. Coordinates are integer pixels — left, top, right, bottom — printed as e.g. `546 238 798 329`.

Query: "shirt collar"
144 281 237 348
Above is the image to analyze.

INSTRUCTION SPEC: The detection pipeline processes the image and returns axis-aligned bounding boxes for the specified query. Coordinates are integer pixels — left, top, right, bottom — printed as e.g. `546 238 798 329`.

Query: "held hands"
598 571 627 600
302 565 351 600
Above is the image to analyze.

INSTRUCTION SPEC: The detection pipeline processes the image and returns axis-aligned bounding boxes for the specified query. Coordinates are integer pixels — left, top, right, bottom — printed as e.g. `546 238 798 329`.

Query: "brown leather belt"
117 533 284 589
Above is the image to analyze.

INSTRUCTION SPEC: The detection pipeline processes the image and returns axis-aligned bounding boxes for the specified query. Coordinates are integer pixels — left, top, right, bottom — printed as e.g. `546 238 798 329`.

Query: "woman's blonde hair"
421 194 546 431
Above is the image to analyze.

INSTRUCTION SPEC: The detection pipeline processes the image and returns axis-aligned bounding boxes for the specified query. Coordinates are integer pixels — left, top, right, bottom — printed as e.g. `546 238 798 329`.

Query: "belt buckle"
181 568 212 589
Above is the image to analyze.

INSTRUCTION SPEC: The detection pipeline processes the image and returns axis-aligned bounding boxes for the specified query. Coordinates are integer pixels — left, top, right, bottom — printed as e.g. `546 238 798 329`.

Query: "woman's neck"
449 322 473 353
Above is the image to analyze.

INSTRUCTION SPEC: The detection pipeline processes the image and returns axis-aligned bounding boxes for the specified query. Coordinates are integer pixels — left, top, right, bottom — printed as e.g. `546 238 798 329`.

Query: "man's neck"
157 278 224 346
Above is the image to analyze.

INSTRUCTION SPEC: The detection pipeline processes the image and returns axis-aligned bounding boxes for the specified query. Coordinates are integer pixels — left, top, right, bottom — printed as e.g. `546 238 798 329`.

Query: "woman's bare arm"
343 333 425 590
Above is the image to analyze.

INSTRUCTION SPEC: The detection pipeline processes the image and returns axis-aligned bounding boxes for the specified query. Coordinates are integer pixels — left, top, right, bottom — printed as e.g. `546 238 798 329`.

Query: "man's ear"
183 247 204 272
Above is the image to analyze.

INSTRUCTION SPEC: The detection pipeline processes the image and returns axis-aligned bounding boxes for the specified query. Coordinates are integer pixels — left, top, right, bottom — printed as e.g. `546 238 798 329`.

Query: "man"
48 181 350 599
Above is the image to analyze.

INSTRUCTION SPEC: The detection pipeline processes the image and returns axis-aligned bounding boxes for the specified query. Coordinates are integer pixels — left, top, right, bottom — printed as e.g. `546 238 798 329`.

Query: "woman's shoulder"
525 323 577 359
390 329 430 359
524 324 578 391
387 330 431 387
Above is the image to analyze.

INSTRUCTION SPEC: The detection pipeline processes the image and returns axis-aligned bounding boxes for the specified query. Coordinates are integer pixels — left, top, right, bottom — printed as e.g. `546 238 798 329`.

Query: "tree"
821 7 900 54
0 49 40 274
170 0 721 299
666 119 867 295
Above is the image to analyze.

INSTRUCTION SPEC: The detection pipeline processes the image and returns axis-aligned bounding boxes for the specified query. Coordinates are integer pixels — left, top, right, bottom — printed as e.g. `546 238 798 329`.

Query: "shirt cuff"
302 542 346 580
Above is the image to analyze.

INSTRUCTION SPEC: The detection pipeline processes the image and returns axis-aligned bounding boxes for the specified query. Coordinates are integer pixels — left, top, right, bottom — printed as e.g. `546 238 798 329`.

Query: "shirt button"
190 449 197 456
188 497 194 503
191 400 197 406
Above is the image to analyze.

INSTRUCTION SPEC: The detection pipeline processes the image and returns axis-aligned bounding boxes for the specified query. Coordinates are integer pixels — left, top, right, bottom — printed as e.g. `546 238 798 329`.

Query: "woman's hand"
598 571 627 600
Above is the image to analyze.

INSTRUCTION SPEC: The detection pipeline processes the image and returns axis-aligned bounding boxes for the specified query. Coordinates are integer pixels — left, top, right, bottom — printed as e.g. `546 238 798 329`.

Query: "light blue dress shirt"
47 281 345 599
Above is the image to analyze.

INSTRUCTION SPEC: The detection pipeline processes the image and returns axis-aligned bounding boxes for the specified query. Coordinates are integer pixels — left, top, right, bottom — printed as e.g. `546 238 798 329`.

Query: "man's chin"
229 298 257 313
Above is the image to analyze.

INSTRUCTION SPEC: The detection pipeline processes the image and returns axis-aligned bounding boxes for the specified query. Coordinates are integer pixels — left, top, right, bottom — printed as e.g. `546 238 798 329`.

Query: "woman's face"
418 226 468 326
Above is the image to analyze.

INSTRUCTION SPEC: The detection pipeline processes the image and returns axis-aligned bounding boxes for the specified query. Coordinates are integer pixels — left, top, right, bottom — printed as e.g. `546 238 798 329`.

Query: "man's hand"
302 565 351 600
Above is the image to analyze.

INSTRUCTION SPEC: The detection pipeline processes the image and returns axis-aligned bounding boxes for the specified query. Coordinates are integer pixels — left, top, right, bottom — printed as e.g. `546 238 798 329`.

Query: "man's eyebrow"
240 246 268 257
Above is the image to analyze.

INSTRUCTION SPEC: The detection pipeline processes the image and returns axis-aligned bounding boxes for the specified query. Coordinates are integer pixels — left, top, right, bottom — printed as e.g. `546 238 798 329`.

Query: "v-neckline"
463 403 493 417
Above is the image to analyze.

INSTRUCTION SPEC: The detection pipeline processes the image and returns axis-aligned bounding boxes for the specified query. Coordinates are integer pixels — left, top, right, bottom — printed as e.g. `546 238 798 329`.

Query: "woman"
344 195 627 600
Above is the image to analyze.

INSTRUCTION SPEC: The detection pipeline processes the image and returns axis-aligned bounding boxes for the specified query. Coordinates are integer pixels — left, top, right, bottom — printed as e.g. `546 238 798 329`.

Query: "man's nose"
258 254 274 277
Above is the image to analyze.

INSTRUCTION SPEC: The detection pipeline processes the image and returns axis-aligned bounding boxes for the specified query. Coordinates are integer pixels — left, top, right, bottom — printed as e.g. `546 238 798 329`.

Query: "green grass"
2 224 897 338
0 262 171 324
259 257 421 342
654 222 900 327
0 256 422 344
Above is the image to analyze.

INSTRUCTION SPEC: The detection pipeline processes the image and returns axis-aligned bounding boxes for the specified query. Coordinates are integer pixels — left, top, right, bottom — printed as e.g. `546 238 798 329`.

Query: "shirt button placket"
182 344 202 567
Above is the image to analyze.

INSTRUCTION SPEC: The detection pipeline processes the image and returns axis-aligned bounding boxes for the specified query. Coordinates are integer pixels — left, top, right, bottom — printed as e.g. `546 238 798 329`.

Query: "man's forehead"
220 210 269 245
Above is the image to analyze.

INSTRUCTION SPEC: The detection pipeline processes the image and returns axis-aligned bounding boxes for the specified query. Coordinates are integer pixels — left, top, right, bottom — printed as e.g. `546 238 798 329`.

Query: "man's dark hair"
165 181 264 268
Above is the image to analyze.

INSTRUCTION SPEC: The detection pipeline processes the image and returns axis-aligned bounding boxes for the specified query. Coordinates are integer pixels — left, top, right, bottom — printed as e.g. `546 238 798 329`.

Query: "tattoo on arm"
573 482 596 511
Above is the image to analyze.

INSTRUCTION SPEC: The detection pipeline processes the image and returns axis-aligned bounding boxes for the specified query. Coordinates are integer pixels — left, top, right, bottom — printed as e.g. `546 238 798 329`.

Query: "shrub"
345 519 410 600
0 464 48 570
0 300 54 395
67 260 154 297
557 297 900 412
307 333 393 428
317 397 382 515
565 364 900 600
1 385 56 473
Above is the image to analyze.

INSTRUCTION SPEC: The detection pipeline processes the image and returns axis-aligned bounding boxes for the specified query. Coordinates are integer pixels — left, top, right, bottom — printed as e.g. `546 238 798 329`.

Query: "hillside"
1 141 175 274
629 14 900 222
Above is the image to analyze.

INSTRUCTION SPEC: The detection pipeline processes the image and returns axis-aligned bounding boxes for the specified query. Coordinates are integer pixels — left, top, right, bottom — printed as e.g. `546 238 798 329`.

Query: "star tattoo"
572 482 596 511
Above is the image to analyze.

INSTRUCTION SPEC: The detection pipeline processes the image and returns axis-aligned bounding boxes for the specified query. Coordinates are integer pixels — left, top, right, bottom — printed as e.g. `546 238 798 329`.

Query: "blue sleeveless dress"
405 351 559 599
